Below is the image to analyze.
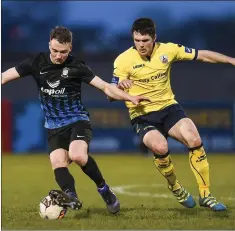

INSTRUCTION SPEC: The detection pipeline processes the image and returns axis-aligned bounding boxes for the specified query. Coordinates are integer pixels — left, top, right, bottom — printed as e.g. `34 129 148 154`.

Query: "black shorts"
131 104 187 141
47 120 92 154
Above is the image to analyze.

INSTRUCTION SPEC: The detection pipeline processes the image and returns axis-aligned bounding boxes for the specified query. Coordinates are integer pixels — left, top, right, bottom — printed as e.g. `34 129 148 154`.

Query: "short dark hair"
131 18 156 38
50 26 72 44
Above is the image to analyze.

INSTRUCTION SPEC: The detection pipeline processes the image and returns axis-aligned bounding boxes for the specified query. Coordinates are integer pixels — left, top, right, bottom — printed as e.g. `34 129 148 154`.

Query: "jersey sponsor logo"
61 67 70 78
133 64 145 69
138 72 167 83
41 80 65 96
159 54 168 64
111 76 119 85
185 47 192 53
47 80 60 88
41 87 66 96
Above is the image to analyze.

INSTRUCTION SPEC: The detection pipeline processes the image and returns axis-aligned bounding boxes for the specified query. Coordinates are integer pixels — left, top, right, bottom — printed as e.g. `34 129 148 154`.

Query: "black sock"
81 155 105 188
54 167 77 195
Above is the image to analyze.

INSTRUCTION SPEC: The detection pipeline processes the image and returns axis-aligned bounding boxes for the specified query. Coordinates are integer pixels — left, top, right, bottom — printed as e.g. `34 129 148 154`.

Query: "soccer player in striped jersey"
1 26 149 214
110 18 235 211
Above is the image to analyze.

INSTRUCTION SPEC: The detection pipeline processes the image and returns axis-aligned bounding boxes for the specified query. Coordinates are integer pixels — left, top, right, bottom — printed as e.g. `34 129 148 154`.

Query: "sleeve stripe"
193 49 198 60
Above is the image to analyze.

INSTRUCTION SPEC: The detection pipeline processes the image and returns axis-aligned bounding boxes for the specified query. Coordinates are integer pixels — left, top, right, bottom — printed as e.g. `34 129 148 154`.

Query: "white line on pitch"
112 184 235 201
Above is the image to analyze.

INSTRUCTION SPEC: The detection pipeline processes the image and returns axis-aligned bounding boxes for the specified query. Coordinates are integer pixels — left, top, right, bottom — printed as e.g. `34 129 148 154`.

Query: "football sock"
54 167 77 196
189 144 210 197
153 152 181 191
81 155 105 188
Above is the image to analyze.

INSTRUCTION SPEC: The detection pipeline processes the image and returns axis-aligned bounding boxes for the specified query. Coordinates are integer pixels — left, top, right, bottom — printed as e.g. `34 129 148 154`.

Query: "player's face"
49 39 72 64
133 32 156 57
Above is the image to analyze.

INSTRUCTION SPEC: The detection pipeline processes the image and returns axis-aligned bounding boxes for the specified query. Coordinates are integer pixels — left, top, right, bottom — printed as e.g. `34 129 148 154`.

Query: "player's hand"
130 95 151 105
118 79 133 90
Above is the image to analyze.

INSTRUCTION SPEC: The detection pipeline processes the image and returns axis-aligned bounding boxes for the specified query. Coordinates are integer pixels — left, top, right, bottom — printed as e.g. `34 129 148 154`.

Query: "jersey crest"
61 67 70 78
159 54 168 64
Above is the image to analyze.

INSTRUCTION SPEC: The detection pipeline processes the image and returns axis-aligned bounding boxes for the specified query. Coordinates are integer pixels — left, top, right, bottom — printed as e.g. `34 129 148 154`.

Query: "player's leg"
143 129 176 186
168 117 226 211
69 121 120 214
134 121 195 208
47 126 82 210
50 148 75 193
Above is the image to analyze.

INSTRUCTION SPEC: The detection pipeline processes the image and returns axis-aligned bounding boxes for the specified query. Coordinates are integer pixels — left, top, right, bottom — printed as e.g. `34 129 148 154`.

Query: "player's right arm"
2 57 34 84
90 76 150 105
78 61 150 105
1 68 20 84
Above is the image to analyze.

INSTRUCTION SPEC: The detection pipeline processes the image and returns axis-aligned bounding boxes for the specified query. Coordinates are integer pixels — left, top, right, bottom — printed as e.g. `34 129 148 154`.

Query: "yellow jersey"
112 42 198 120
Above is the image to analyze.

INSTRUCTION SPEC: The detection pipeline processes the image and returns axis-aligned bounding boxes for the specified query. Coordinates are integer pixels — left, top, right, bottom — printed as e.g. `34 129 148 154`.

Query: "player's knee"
50 157 68 170
69 151 88 166
69 140 88 165
151 141 168 155
188 135 202 148
50 150 69 170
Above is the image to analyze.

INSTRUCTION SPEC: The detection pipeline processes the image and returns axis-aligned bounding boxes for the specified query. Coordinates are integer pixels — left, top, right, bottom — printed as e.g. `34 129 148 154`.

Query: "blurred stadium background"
2 1 235 229
2 1 235 154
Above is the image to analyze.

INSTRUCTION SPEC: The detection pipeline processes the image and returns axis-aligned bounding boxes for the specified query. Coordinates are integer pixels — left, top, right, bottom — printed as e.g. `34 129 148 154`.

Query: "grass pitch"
2 154 235 230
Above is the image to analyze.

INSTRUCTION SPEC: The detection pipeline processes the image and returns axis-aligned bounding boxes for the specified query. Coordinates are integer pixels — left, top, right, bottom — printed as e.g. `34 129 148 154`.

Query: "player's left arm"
89 76 150 105
197 50 235 65
173 43 235 66
107 55 131 102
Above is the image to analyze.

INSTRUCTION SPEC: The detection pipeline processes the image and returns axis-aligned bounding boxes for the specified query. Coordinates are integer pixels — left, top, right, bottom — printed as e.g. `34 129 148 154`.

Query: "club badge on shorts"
61 67 70 78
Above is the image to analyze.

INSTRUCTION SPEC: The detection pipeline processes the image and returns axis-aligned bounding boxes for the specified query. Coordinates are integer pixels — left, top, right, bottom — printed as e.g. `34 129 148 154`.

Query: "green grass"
2 154 235 229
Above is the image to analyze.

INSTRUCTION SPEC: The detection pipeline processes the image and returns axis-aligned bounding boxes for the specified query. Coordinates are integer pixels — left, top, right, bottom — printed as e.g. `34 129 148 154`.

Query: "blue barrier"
11 101 235 153
13 102 47 153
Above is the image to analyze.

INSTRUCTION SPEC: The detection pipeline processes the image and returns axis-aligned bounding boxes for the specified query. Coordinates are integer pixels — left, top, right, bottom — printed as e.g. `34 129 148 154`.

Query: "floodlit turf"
2 154 235 229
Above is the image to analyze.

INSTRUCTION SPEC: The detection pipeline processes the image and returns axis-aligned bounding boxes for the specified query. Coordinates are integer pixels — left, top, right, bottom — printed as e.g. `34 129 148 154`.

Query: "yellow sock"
153 153 181 191
189 144 210 197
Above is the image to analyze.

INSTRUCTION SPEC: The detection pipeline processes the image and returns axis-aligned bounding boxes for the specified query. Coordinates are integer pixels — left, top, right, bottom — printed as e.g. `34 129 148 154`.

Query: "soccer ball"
39 195 67 220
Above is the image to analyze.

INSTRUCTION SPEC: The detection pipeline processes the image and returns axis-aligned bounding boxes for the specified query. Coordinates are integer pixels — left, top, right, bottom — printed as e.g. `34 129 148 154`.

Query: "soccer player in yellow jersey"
110 18 235 211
